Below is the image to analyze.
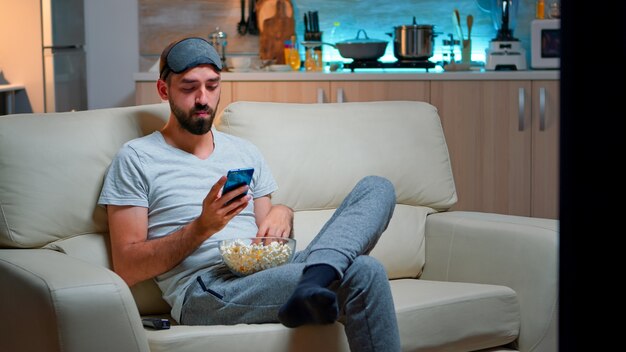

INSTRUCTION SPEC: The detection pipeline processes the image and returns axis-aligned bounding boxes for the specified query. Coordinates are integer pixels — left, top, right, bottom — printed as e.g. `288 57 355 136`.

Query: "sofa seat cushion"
143 279 519 352
392 279 519 351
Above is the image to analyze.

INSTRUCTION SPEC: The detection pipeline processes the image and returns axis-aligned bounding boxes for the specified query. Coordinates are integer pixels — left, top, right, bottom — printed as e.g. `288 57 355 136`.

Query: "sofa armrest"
0 249 150 352
421 211 558 352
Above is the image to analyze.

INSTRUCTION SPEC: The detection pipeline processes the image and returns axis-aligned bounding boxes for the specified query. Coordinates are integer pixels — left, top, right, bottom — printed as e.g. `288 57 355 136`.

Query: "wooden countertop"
134 69 559 82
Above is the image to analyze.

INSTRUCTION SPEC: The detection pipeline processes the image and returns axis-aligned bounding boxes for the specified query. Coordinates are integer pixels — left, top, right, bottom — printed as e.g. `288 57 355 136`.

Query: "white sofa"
0 101 558 352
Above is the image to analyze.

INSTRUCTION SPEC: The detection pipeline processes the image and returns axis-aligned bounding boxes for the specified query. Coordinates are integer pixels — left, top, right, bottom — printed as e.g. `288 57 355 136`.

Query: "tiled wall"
139 0 554 70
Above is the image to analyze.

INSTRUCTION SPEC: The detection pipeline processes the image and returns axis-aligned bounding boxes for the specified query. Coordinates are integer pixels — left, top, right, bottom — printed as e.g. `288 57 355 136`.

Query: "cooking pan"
303 29 388 61
334 29 388 60
388 17 437 60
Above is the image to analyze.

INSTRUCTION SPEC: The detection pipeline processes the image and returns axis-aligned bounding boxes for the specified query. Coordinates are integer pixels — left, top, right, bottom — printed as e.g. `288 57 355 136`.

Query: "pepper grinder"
209 27 228 69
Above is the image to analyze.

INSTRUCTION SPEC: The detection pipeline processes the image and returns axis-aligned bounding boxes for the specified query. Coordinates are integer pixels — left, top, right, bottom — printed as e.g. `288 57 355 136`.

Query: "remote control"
142 318 170 330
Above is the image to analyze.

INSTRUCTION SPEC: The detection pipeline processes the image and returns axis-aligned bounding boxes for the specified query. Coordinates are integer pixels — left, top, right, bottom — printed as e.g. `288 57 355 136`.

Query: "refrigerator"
42 0 87 112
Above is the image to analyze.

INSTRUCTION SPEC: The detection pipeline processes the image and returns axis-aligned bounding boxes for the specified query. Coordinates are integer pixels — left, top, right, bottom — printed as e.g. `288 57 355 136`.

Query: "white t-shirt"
98 130 278 322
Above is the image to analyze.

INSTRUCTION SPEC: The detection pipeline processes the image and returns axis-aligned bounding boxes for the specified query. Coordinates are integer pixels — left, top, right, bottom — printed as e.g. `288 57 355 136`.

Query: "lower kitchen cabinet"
232 81 330 103
330 81 429 103
230 81 429 104
531 80 560 219
431 80 559 219
135 81 161 105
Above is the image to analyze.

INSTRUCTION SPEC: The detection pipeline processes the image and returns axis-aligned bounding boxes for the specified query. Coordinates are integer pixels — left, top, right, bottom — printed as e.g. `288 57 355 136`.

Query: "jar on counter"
549 1 561 19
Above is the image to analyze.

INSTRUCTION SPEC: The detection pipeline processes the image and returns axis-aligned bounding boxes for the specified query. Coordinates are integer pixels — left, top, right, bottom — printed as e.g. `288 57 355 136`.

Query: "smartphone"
222 167 254 204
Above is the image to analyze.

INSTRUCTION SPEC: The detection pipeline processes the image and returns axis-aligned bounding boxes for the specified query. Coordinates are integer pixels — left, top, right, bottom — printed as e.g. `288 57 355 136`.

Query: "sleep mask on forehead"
159 37 222 79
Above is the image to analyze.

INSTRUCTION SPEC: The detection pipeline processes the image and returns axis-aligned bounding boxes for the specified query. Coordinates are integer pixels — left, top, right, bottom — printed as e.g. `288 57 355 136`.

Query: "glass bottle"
536 0 545 19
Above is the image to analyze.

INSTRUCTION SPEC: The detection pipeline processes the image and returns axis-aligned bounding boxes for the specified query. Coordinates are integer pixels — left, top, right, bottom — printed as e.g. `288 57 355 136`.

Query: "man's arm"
254 195 294 238
107 176 250 287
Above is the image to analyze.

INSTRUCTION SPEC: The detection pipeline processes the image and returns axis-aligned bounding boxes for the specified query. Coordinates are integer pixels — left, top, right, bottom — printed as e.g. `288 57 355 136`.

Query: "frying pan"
303 29 388 61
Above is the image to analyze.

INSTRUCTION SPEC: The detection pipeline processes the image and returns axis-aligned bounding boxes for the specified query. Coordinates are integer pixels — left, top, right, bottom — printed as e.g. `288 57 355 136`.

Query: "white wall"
84 0 139 109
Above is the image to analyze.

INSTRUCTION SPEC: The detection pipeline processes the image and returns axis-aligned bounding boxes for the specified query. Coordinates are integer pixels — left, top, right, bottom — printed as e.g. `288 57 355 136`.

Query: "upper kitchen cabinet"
431 80 559 219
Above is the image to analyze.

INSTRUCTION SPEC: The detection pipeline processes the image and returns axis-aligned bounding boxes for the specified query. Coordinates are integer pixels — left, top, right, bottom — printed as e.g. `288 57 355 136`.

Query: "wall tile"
139 0 548 70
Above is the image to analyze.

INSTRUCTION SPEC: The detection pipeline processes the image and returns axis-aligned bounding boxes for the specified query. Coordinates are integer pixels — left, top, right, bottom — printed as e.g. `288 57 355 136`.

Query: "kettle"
208 27 228 69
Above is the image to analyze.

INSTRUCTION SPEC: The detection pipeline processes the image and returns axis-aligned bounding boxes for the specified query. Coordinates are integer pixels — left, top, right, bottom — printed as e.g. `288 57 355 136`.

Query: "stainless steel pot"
334 29 388 61
390 18 436 60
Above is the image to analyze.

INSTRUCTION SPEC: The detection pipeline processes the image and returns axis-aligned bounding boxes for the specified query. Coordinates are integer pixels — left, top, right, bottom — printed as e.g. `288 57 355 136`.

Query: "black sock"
300 264 338 287
278 264 339 328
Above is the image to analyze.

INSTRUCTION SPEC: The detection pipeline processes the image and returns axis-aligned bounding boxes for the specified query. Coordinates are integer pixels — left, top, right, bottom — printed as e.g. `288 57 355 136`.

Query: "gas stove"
344 59 437 72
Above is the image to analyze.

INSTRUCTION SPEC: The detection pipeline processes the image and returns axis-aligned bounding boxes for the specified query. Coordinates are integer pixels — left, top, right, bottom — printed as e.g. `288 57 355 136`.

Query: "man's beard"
170 100 218 135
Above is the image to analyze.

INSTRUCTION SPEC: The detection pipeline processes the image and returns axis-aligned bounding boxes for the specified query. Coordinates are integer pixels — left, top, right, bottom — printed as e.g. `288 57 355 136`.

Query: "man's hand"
256 204 294 238
197 175 251 235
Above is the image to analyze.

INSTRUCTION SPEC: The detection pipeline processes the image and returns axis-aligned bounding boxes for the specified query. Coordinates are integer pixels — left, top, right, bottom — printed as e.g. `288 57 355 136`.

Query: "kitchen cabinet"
228 80 429 103
431 80 559 219
135 82 160 105
329 81 429 103
531 80 559 219
231 81 330 103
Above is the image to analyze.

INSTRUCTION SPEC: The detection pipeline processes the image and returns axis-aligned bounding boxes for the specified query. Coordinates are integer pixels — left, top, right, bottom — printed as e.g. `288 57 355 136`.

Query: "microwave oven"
531 19 560 69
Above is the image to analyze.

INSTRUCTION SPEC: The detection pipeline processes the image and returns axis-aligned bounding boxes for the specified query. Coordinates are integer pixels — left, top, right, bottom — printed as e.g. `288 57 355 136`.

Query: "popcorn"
220 238 294 276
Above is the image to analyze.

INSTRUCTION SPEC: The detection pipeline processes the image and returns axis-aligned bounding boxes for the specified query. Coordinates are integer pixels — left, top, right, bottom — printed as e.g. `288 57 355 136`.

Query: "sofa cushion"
218 101 457 212
141 279 519 352
0 104 169 248
392 279 519 351
294 204 435 279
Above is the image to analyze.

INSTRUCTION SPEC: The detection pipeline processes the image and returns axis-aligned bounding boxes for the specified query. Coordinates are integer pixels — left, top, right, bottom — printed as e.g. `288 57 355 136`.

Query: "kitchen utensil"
462 14 473 64
331 29 388 61
257 0 294 32
453 9 464 40
237 0 247 35
226 56 252 72
247 0 259 35
388 17 436 60
258 0 294 64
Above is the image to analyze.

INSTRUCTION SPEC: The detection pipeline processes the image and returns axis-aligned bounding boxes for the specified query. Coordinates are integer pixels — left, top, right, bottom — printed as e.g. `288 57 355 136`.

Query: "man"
98 36 401 351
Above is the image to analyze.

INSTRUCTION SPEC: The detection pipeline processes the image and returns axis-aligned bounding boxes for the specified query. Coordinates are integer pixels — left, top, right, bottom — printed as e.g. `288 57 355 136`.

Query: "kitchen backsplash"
139 0 554 71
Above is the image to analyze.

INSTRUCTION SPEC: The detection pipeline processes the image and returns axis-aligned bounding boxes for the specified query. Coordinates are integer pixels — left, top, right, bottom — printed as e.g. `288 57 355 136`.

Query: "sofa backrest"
218 101 457 279
219 101 457 211
0 104 170 249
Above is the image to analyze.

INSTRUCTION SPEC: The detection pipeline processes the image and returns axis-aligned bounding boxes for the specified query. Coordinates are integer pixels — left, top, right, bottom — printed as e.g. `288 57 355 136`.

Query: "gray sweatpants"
181 175 401 352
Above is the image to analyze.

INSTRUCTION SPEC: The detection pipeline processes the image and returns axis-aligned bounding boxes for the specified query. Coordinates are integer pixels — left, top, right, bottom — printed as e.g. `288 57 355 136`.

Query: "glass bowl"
218 237 296 276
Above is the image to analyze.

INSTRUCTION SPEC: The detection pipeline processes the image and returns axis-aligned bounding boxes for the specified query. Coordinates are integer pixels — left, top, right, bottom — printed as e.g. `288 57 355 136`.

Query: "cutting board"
258 0 295 64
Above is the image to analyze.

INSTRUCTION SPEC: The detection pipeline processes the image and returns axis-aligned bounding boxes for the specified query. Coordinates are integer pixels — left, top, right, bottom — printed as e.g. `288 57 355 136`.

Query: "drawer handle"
518 87 525 131
317 88 324 103
336 88 344 103
539 87 546 131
